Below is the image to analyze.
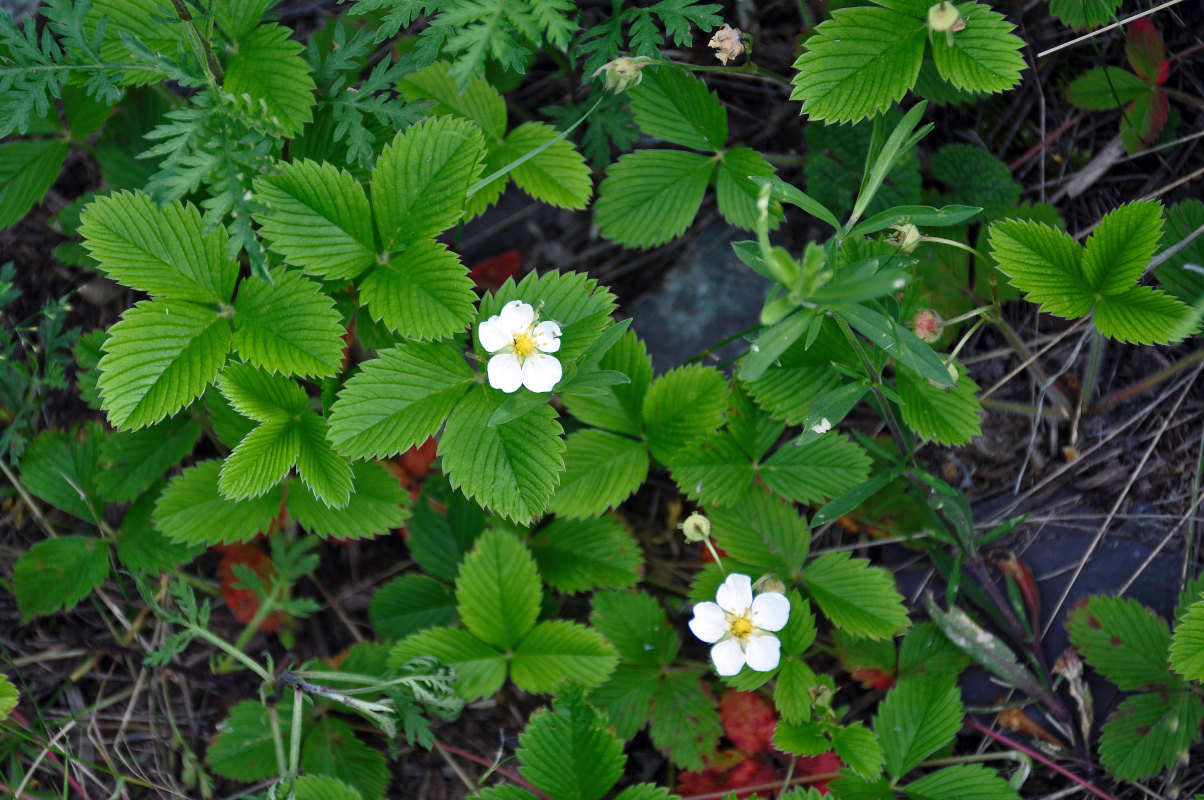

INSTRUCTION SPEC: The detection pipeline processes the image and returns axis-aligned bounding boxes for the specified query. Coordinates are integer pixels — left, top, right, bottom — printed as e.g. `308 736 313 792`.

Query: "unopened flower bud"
708 24 746 66
754 573 787 595
927 2 965 46
809 684 833 710
888 222 923 253
912 309 943 343
591 56 652 93
681 512 711 542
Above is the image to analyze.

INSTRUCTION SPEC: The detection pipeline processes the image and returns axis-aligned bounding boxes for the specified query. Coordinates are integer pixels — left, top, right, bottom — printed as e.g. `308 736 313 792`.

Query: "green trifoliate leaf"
1049 0 1122 29
804 551 909 639
0 138 69 228
511 621 618 694
328 340 474 460
79 191 238 303
791 7 926 124
293 775 363 800
594 149 715 248
728 383 786 461
97 417 203 502
548 429 649 519
1098 692 1204 781
876 676 962 778
896 363 983 446
398 61 507 140
587 665 659 739
358 239 476 340
774 719 829 756
516 687 625 800
217 362 308 422
563 330 651 436
1067 596 1179 691
232 269 345 379
98 298 232 429
0 673 17 722
590 590 680 668
1083 199 1164 293
931 144 1021 220
628 65 727 151
389 627 506 702
372 116 486 248
903 763 1020 800
222 24 315 137
1171 597 1204 681
643 365 728 464
13 536 110 620
301 717 389 800
286 461 410 539
252 159 377 280
154 460 282 545
529 516 642 594
832 722 884 781
670 431 757 507
1066 66 1151 110
455 529 542 650
717 146 781 231
499 122 592 209
370 574 457 640
761 433 873 505
930 3 1024 95
989 220 1093 317
1152 201 1204 302
19 425 104 521
440 386 565 523
711 489 810 577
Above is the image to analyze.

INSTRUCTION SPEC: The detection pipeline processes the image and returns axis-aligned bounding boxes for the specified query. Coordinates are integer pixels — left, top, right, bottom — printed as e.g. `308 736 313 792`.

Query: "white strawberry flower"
478 300 562 394
688 573 790 676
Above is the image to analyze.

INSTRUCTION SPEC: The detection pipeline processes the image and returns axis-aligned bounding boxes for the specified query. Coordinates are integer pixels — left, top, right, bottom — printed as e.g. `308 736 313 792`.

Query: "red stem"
436 741 553 800
9 710 91 799
679 771 842 800
1008 111 1088 172
964 717 1118 800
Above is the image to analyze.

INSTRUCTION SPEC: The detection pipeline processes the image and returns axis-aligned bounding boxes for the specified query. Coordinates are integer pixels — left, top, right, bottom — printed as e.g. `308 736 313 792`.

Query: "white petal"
478 315 512 353
487 353 523 393
744 633 781 672
716 573 753 615
521 353 562 393
498 300 534 333
531 321 562 353
711 638 747 676
688 602 729 643
750 592 790 632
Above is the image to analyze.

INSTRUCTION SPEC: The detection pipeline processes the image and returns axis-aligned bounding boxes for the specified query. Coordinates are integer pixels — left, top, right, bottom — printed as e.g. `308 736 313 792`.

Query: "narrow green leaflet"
456 529 542 650
594 150 716 248
222 24 316 137
389 627 507 701
930 3 1024 94
628 66 727 151
370 574 457 640
501 122 592 209
328 340 475 459
372 116 486 248
836 303 953 387
590 590 680 668
548 429 649 519
791 7 926 124
232 269 345 378
154 460 283 545
643 365 729 464
13 536 110 620
1098 692 1204 781
0 138 69 228
516 688 625 800
876 677 963 778
1067 596 1179 691
440 386 565 522
79 191 238 303
903 763 1020 800
895 364 983 446
803 551 909 639
286 462 409 538
1171 598 1204 680
529 516 643 594
97 417 203 502
301 717 389 800
510 621 618 693
19 426 103 521
711 490 810 578
98 298 232 429
252 159 377 280
761 433 873 505
358 240 476 340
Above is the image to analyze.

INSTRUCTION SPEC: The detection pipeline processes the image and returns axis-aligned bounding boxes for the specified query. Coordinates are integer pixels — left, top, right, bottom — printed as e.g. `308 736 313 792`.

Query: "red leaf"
675 752 777 799
215 543 281 633
792 752 844 792
996 554 1040 626
720 690 778 754
468 249 524 290
399 436 438 482
1126 18 1167 85
849 666 895 691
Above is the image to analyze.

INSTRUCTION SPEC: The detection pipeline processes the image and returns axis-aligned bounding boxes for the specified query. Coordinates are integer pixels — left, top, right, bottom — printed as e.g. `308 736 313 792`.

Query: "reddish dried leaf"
996 704 1069 750
996 554 1040 625
215 543 281 633
399 436 439 481
793 752 844 792
468 249 524 290
1126 18 1168 85
849 666 895 691
675 751 777 799
720 690 777 754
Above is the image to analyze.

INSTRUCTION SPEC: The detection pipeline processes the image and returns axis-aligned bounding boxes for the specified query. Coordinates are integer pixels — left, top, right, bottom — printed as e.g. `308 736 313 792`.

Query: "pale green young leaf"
876 676 962 778
389 627 506 702
207 700 288 781
358 240 476 340
154 460 283 544
1066 67 1150 110
628 66 727 151
517 687 624 800
294 413 353 508
252 159 377 280
1067 596 1179 691
13 536 110 620
896 364 983 446
590 590 680 668
711 490 810 577
372 116 486 248
79 191 238 303
1171 599 1204 681
219 419 300 500
440 386 565 523
930 144 1021 220
19 426 103 521
398 61 507 140
456 529 542 650
643 365 728 464
96 418 202 502
370 574 457 640
563 330 651 436
232 269 345 379
294 775 363 800
790 8 926 124
670 431 756 507
0 673 17 722
903 763 1020 800
216 362 308 422
328 340 474 459
1049 0 1122 29
547 429 649 519
511 621 618 694
1098 692 1204 781
988 220 1094 318
501 122 592 209
302 717 389 800
832 722 885 781
716 147 780 232
0 138 68 228
1082 200 1163 294
761 433 873 505
529 516 643 594
477 270 618 364
286 461 411 539
98 299 232 429
116 488 203 572
930 3 1023 95
594 149 715 248
804 551 909 639
222 24 315 137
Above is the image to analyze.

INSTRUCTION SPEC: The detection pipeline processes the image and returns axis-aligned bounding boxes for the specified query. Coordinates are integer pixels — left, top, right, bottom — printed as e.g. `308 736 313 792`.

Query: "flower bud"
680 512 711 543
591 56 652 93
927 2 965 46
708 24 746 66
754 573 787 595
888 222 923 253
912 309 943 343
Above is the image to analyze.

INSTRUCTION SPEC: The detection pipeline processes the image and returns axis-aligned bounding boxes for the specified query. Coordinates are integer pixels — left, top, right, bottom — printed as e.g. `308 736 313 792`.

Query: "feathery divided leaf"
222 24 315 138
389 627 507 701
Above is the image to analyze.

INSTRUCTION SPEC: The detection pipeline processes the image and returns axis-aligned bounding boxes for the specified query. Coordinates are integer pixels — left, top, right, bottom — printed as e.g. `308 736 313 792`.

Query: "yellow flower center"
729 612 754 640
512 331 537 359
